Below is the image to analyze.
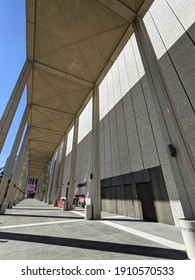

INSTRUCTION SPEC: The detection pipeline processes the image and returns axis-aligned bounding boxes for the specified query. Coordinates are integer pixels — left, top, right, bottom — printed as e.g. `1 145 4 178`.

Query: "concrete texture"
26 0 153 178
0 199 187 260
101 166 175 225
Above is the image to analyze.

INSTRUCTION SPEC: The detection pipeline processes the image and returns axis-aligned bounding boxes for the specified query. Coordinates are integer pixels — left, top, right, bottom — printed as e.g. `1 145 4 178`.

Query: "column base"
7 202 13 209
62 201 67 211
85 205 93 220
0 203 8 214
53 200 57 206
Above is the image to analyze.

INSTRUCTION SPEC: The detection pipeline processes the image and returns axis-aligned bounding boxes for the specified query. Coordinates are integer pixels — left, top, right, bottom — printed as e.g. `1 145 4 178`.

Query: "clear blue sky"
0 0 26 167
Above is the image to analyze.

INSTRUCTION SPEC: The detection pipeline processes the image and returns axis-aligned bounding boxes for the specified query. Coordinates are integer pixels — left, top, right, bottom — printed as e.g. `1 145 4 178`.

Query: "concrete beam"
0 60 32 153
32 103 76 118
98 0 136 22
33 61 94 88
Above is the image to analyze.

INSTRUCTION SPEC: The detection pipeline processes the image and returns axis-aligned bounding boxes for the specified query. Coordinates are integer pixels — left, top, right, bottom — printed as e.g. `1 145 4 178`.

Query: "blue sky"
0 0 26 167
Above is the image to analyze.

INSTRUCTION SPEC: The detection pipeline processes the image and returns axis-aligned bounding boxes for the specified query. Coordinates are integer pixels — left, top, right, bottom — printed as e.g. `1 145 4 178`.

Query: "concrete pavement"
0 199 187 260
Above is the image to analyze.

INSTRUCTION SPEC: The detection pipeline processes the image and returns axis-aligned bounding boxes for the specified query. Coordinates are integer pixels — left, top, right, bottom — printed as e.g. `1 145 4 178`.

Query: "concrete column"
43 164 50 203
0 105 30 213
35 174 43 200
9 140 28 207
53 135 68 205
91 86 101 219
16 155 29 203
0 60 32 153
46 156 56 204
18 166 28 202
14 159 28 204
67 117 79 210
50 145 61 206
133 17 195 219
39 173 47 201
4 127 29 209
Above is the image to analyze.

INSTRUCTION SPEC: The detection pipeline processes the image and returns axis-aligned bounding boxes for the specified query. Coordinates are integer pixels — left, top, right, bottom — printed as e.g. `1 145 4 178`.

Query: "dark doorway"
136 183 157 222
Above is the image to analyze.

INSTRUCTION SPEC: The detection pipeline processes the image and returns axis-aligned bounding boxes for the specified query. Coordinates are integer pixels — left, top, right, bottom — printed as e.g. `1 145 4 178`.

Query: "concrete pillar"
133 17 195 219
67 117 79 210
15 156 29 203
4 127 29 209
46 156 56 204
9 140 28 207
39 173 47 201
0 60 32 153
43 164 50 203
91 86 101 219
35 174 43 200
18 166 28 202
51 145 62 206
0 105 30 213
54 134 68 204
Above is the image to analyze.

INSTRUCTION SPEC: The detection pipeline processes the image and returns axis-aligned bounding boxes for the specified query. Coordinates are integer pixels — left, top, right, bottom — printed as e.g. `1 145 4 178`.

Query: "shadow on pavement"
0 231 187 260
3 213 84 219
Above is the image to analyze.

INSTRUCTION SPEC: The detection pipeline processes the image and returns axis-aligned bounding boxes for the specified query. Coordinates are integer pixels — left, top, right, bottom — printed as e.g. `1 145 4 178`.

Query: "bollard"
85 204 92 220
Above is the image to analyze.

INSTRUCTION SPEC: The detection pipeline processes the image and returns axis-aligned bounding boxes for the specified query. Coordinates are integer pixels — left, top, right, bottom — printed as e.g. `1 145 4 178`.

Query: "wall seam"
116 59 132 173
149 10 195 114
165 0 195 45
131 38 161 165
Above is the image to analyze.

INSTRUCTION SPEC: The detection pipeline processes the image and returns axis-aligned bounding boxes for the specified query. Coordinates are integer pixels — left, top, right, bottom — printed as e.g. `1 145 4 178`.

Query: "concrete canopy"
26 0 153 178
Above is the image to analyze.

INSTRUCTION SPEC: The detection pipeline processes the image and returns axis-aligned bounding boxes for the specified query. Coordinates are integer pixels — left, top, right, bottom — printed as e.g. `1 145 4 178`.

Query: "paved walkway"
0 199 187 260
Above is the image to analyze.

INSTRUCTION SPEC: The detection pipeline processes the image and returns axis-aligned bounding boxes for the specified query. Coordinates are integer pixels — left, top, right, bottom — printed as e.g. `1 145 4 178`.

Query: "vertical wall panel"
82 134 88 182
76 140 81 183
132 81 159 169
115 100 131 174
78 99 92 143
99 77 109 120
110 187 117 214
123 91 144 172
109 109 121 176
149 0 185 51
117 53 130 97
112 62 122 105
123 40 140 89
66 126 74 156
168 41 195 110
143 13 166 59
115 186 123 215
103 115 112 178
100 120 106 179
61 152 72 197
131 34 145 79
107 71 115 112
166 0 195 36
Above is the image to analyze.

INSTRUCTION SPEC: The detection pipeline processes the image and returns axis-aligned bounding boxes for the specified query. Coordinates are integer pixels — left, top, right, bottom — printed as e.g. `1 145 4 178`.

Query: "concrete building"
0 0 195 229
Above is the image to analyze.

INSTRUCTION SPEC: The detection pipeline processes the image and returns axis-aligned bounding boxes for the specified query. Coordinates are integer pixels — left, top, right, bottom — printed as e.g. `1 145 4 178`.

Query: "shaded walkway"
0 199 187 260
